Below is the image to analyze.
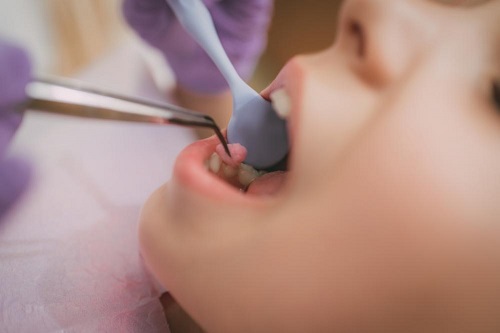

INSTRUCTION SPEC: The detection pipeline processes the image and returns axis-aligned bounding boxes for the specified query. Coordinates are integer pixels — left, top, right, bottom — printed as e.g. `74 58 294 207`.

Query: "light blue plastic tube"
166 0 289 169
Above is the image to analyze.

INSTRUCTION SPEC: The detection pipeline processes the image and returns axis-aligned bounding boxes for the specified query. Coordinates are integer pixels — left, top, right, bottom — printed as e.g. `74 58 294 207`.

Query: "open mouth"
172 59 301 201
172 86 293 200
208 87 292 196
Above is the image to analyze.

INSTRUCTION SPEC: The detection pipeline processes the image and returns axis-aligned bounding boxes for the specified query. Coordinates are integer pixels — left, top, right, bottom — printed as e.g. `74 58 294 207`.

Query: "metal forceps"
24 77 231 155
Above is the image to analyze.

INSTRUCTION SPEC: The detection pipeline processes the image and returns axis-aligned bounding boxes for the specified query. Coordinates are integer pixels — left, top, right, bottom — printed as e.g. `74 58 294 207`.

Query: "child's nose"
340 0 433 88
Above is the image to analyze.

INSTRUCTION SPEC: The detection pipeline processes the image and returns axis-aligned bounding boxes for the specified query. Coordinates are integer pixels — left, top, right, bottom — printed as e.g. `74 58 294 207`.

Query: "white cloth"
0 41 195 332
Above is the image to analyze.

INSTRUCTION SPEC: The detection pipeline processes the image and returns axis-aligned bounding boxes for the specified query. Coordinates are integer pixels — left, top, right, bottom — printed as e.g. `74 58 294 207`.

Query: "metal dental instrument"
24 77 231 156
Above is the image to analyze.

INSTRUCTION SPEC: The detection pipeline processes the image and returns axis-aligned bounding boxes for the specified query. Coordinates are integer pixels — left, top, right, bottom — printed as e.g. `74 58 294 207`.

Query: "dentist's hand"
0 40 31 219
122 0 273 94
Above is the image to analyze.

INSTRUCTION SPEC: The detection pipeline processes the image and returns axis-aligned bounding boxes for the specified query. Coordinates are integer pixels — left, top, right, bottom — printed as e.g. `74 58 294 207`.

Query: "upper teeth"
270 88 291 119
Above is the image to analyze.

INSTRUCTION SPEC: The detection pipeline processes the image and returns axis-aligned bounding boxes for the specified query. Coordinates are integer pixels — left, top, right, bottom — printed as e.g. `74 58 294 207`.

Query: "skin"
140 0 500 332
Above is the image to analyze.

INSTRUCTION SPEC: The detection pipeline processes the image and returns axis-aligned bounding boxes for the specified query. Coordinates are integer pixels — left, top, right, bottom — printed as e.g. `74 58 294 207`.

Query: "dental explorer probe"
23 77 231 156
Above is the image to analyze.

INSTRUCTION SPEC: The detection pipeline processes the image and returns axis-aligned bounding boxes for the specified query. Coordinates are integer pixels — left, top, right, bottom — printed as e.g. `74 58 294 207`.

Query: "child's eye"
493 82 500 111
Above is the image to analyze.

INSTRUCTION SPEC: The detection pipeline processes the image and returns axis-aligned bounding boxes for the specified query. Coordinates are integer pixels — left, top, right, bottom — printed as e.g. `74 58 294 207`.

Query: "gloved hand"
122 0 273 94
0 40 31 219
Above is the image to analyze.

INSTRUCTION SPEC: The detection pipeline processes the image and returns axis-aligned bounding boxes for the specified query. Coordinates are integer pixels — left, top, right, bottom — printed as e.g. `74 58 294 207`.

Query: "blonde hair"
48 0 126 75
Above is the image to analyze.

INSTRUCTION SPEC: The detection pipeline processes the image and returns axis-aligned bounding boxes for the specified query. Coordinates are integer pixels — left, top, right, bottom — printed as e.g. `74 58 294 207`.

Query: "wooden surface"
253 0 343 88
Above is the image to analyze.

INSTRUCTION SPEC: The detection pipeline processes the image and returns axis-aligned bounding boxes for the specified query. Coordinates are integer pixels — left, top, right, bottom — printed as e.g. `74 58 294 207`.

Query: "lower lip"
172 135 260 204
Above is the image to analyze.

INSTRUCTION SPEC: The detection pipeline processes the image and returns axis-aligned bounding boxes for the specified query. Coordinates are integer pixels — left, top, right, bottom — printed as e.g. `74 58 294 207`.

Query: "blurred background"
0 0 342 90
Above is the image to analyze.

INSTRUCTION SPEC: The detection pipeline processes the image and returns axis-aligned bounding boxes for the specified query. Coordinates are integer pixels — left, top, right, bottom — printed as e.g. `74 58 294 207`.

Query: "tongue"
246 171 287 195
216 143 247 167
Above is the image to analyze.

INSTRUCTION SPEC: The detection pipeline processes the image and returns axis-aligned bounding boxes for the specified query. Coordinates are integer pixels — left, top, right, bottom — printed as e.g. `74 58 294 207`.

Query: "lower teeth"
207 153 265 191
238 163 262 188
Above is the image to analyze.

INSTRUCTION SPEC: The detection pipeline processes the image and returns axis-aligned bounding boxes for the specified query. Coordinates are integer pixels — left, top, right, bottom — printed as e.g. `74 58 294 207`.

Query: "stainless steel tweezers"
24 77 230 155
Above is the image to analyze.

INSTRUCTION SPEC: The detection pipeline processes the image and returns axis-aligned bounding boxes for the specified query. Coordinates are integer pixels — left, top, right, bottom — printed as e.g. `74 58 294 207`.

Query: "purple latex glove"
123 0 273 93
0 40 31 219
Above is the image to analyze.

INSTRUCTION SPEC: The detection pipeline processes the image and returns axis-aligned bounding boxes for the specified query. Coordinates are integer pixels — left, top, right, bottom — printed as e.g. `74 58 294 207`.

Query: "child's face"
140 0 500 331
